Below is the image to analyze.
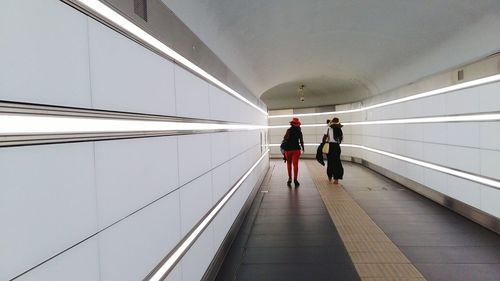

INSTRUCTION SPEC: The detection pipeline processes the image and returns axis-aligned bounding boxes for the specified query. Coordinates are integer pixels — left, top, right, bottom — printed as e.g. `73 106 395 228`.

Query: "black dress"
326 126 344 180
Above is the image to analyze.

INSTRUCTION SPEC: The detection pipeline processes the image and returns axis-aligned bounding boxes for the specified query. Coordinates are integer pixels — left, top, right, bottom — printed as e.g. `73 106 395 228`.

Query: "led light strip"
269 143 500 189
0 114 265 135
146 149 269 281
269 74 500 119
267 112 500 128
70 0 267 116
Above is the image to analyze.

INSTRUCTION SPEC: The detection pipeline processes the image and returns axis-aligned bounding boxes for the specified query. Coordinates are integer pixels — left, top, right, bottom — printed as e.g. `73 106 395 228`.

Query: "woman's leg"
292 150 300 180
331 144 344 180
326 145 334 180
286 151 293 180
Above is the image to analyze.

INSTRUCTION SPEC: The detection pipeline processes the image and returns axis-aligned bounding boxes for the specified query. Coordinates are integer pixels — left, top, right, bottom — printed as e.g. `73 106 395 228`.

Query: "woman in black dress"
326 117 344 184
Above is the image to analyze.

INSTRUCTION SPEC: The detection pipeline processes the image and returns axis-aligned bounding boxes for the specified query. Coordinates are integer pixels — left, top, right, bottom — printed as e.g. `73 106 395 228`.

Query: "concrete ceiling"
161 0 500 109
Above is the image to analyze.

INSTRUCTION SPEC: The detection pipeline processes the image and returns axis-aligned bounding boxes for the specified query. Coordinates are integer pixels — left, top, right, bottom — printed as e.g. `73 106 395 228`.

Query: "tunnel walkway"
216 160 500 281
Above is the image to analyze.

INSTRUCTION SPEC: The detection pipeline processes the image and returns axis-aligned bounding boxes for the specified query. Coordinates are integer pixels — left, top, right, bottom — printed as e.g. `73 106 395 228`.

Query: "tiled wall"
270 82 500 220
0 1 268 281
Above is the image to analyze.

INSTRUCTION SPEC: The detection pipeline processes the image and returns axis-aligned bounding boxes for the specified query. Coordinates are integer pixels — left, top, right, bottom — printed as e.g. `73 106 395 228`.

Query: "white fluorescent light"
0 114 265 135
343 144 500 189
268 74 500 119
269 143 500 189
74 0 267 116
345 113 500 125
267 113 500 128
148 150 269 281
268 123 326 129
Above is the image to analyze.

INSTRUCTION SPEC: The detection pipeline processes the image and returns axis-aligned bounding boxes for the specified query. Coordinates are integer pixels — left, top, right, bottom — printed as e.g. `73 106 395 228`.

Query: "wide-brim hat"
328 118 343 128
290 117 301 126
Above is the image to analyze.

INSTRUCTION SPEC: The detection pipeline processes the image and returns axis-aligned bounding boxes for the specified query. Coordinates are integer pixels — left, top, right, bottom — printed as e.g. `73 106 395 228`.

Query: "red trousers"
285 150 301 179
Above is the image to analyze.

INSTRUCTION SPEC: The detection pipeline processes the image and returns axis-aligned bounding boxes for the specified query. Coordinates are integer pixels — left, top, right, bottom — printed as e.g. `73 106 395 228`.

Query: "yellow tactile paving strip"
306 161 427 281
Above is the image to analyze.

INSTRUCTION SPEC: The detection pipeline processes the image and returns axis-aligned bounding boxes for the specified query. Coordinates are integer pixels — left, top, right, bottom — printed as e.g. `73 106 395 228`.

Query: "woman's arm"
300 131 305 151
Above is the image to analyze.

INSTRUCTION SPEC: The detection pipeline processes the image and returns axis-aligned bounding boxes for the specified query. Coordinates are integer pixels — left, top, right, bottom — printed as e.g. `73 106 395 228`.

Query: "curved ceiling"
161 0 500 109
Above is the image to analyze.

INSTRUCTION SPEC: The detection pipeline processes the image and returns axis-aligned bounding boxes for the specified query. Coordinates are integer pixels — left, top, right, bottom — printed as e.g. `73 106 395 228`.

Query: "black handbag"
280 139 288 150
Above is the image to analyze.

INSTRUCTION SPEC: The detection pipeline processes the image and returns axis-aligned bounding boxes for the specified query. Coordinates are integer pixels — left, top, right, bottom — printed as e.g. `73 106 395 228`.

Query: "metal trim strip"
0 101 264 147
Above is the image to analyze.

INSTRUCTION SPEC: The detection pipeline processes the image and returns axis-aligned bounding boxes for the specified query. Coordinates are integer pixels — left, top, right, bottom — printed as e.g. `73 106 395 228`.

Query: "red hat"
290 117 301 126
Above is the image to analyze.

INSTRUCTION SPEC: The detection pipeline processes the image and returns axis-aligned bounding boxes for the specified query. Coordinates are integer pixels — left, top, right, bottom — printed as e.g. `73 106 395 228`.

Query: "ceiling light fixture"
298 84 305 102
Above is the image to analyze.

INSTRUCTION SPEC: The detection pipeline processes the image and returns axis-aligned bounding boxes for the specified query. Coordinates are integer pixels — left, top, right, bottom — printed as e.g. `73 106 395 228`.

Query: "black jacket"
283 126 304 151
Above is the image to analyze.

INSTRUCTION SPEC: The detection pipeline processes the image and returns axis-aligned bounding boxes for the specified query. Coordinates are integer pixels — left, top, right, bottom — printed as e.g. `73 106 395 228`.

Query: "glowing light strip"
269 74 500 118
269 143 500 189
73 0 267 116
0 114 265 135
267 113 500 128
147 150 269 281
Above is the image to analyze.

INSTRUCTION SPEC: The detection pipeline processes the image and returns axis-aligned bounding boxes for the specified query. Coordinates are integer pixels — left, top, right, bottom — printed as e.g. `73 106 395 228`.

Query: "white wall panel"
95 137 178 228
446 87 479 115
424 169 448 195
181 226 215 281
423 123 447 144
166 267 182 281
405 163 424 183
212 163 231 203
391 124 406 139
404 141 423 160
479 82 500 112
15 238 100 281
404 124 423 142
481 185 500 218
270 134 283 145
99 192 180 281
447 122 479 147
301 126 316 135
229 131 249 157
209 85 234 121
479 122 500 151
0 143 96 281
180 173 213 236
213 193 239 250
88 19 176 115
178 134 212 185
229 157 244 184
447 146 480 174
420 94 446 117
447 177 481 208
210 132 231 167
480 150 500 180
404 99 424 118
0 0 91 107
423 143 447 167
175 65 210 119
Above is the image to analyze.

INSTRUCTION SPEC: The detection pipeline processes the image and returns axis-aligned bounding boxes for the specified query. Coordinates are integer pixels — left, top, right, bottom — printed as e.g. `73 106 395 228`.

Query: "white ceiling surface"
161 0 500 109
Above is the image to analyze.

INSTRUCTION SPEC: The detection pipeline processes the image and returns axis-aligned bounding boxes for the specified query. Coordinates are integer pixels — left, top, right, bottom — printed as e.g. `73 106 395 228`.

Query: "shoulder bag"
322 128 330 154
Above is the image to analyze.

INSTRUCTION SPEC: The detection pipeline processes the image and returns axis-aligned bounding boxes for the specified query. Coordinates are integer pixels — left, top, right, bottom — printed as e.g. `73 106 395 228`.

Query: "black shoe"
287 179 292 187
294 180 300 187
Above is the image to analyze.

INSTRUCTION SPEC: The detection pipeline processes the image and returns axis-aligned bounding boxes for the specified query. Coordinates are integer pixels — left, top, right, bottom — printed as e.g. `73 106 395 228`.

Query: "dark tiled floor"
340 161 500 281
216 161 360 281
216 160 500 281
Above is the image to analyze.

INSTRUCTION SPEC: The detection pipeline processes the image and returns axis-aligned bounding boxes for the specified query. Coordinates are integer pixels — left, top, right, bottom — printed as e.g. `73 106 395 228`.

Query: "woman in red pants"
283 118 304 187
